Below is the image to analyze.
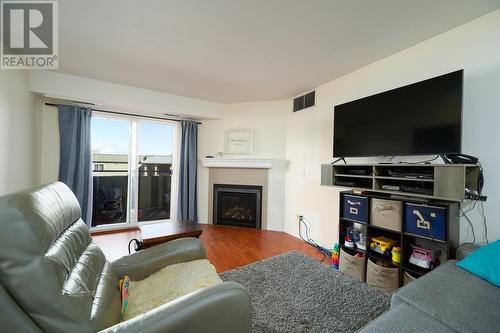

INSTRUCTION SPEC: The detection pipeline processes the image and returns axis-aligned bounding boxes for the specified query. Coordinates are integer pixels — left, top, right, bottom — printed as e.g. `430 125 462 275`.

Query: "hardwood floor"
92 224 328 272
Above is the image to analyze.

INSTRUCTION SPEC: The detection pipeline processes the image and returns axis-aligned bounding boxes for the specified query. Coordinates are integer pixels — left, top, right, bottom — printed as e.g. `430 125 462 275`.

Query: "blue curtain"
58 105 92 227
178 120 198 222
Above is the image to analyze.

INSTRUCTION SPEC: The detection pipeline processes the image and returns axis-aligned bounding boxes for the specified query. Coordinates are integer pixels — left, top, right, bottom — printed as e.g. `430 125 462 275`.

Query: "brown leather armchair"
0 182 251 333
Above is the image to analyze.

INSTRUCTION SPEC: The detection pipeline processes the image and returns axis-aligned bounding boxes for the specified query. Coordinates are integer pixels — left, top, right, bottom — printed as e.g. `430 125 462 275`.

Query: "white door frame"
90 112 179 232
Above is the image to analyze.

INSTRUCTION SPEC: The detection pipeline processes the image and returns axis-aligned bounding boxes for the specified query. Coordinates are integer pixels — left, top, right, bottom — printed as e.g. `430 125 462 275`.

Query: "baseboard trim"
266 224 284 232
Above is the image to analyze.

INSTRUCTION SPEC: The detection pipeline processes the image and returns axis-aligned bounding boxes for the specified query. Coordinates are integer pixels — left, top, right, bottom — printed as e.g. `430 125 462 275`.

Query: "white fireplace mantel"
200 158 274 169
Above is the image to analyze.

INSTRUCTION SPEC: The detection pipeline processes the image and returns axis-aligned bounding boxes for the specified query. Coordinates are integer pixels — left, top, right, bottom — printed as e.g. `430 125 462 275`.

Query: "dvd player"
387 170 433 180
346 169 372 176
401 185 433 195
335 180 358 187
382 185 401 191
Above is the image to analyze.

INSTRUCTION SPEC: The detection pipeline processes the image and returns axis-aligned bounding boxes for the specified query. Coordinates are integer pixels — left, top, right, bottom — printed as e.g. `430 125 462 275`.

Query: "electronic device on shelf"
382 185 401 191
443 153 478 164
401 185 433 195
387 170 433 180
346 169 372 176
464 189 487 201
335 180 358 187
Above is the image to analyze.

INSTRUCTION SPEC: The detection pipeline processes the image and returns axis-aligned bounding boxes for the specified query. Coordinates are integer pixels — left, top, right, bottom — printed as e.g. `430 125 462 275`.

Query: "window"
91 114 177 229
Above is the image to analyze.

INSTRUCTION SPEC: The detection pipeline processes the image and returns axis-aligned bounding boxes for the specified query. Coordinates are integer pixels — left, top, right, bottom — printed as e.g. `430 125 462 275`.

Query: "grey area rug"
220 251 390 333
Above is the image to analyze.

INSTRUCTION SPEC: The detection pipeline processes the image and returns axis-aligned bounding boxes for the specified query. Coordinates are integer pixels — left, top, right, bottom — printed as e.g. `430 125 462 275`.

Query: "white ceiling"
58 0 500 103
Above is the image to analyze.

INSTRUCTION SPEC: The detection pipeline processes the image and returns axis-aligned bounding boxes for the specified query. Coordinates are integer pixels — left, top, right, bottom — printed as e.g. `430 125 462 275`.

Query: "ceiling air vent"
293 90 315 112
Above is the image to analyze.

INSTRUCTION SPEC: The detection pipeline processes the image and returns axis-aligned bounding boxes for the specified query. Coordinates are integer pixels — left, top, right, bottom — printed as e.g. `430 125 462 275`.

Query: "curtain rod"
44 103 202 124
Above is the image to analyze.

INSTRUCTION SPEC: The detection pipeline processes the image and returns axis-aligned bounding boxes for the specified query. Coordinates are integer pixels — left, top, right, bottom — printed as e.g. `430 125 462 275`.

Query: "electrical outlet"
297 213 303 220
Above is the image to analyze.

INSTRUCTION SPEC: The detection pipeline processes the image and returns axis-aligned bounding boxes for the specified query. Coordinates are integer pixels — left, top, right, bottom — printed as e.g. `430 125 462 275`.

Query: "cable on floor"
298 216 332 262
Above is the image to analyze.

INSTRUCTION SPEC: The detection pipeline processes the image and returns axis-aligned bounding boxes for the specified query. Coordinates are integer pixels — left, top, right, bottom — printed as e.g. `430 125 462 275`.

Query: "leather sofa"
0 182 251 333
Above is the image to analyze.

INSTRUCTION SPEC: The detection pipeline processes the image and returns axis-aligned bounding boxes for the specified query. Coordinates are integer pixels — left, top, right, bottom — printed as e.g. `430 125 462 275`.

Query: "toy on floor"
332 243 340 269
409 245 440 269
369 236 398 256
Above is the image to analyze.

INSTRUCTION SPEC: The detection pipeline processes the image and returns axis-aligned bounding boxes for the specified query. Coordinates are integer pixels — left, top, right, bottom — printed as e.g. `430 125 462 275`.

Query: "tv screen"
333 70 463 157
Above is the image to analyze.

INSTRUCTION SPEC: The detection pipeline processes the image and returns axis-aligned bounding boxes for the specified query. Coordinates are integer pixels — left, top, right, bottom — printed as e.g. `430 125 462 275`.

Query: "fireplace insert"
213 184 262 229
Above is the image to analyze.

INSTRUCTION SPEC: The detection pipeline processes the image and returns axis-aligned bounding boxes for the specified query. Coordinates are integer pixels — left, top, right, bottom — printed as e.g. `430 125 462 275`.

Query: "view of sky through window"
91 118 174 155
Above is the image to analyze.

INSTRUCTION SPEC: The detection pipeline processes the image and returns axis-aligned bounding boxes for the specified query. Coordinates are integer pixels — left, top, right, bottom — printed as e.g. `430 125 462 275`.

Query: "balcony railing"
91 164 172 227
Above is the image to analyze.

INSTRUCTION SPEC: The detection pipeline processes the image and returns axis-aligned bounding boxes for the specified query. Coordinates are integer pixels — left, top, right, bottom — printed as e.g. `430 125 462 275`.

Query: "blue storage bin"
404 203 447 241
341 194 368 223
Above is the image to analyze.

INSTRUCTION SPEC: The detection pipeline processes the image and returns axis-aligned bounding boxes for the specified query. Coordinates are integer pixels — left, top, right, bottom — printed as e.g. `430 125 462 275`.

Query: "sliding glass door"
91 117 130 227
90 114 177 229
137 121 175 222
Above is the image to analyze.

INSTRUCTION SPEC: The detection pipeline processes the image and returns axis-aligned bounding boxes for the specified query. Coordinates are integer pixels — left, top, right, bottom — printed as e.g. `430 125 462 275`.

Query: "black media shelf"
368 224 400 234
368 251 400 268
336 189 459 291
340 217 367 225
341 246 366 256
402 263 432 276
403 232 447 244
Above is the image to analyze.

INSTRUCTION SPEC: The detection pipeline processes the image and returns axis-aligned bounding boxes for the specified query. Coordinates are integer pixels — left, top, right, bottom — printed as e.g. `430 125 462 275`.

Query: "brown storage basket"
370 198 402 232
403 270 418 286
339 247 366 282
366 257 399 293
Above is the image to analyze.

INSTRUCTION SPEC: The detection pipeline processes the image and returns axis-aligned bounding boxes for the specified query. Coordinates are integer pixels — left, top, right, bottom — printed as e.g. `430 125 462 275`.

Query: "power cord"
396 155 441 164
459 198 489 244
425 220 448 258
459 203 476 245
477 162 488 243
128 238 143 254
480 201 488 243
298 215 332 262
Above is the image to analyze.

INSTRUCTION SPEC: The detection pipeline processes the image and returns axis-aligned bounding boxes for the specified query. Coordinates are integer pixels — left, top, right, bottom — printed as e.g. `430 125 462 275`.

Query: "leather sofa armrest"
111 237 206 280
97 282 251 333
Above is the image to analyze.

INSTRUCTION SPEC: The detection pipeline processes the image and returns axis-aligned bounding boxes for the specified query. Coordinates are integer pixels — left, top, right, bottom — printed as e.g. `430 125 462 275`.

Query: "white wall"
0 71 36 195
30 71 224 120
38 104 60 184
285 9 500 247
197 100 290 230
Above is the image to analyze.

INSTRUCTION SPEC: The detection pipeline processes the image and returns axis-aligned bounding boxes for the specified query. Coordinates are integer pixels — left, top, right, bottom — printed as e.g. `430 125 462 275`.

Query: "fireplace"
213 184 262 229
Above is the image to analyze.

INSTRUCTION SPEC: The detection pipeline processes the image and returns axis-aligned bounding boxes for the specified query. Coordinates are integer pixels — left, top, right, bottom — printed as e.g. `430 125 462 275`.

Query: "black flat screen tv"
333 70 463 157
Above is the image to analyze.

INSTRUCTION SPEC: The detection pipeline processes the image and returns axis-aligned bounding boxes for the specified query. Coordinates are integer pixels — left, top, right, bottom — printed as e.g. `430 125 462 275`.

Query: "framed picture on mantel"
224 129 254 155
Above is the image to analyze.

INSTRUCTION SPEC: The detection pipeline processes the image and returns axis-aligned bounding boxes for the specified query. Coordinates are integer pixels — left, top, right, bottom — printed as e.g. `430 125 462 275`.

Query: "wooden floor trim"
90 226 140 236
